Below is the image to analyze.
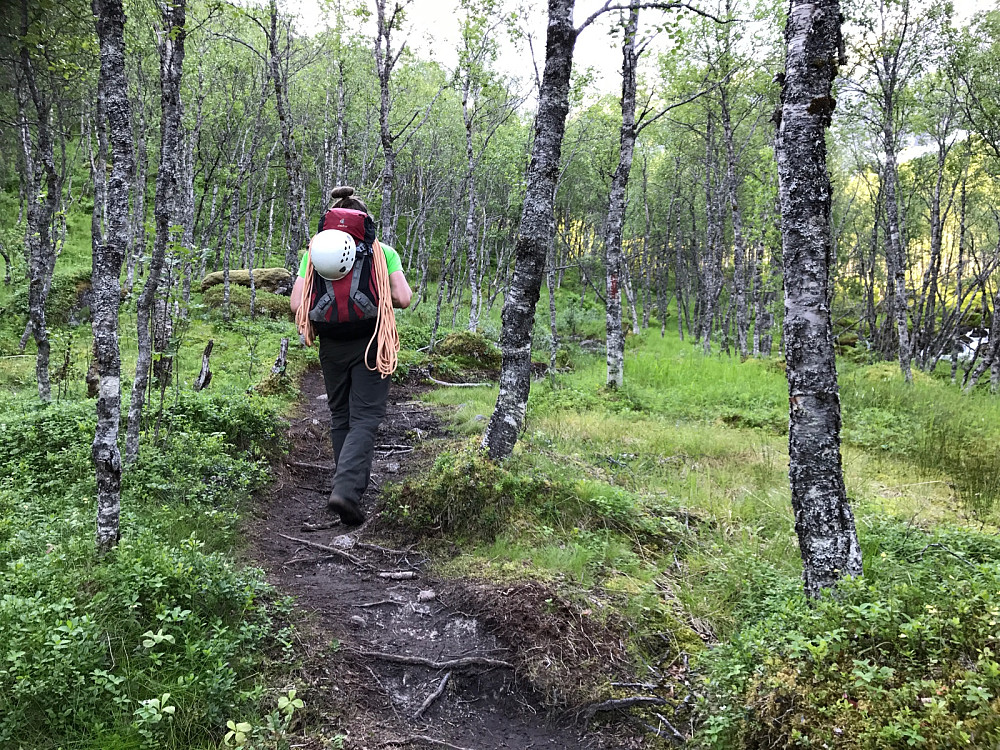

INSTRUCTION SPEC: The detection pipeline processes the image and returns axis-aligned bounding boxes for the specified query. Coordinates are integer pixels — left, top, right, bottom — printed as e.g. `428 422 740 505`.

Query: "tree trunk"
603 3 639 388
375 0 399 244
720 85 749 359
776 0 862 598
92 0 134 554
883 124 912 382
463 76 481 331
125 0 185 464
268 0 308 270
482 0 576 459
18 5 60 401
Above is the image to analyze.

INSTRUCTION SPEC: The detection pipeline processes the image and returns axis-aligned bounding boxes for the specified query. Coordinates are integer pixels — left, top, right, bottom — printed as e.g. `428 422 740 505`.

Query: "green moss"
202 284 292 320
383 441 564 540
434 330 501 369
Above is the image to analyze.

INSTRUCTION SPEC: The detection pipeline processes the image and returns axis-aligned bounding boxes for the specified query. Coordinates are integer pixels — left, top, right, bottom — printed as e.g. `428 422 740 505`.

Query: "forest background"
4 0 1000 747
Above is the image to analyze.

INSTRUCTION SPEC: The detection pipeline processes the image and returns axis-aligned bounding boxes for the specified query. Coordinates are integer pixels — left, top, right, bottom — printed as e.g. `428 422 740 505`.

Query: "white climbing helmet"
310 229 357 281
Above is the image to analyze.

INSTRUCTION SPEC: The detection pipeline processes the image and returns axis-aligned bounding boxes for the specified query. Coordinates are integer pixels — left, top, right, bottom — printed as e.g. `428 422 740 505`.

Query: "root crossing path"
252 369 628 750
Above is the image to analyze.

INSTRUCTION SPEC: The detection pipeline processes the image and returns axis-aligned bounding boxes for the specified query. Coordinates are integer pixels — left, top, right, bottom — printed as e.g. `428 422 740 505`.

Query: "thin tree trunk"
125 0 186 464
883 124 912 382
776 0 862 597
268 0 308 270
483 0 576 459
604 2 639 388
18 4 60 401
92 0 134 553
720 85 749 359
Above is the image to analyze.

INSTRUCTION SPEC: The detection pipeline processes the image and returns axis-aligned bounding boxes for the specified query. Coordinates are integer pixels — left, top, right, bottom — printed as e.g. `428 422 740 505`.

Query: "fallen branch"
582 695 667 720
357 650 513 670
915 542 976 568
355 600 403 608
413 671 452 719
427 376 492 388
378 570 418 580
301 521 340 532
375 444 414 451
382 735 474 750
277 533 365 567
288 460 333 472
358 542 410 556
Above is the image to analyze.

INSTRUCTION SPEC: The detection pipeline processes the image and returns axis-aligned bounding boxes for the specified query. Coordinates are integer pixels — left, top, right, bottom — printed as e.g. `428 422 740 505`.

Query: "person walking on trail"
290 186 412 526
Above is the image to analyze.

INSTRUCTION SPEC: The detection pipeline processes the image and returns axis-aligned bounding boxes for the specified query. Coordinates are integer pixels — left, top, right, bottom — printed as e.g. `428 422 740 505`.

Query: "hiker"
290 186 412 525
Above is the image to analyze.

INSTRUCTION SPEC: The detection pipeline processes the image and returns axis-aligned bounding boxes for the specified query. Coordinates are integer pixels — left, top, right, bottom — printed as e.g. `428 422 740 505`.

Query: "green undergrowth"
409 327 1000 745
695 521 1000 749
0 390 294 749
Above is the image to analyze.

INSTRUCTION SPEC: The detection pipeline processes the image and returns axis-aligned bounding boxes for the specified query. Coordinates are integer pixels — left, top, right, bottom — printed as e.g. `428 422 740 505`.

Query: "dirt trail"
252 369 636 750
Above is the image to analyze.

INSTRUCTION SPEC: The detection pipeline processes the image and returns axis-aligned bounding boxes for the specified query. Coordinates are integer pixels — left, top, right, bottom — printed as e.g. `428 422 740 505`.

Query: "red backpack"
307 208 381 326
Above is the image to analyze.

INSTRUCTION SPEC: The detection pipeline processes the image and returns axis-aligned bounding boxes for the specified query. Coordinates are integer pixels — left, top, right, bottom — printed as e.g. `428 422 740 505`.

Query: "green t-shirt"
298 243 402 278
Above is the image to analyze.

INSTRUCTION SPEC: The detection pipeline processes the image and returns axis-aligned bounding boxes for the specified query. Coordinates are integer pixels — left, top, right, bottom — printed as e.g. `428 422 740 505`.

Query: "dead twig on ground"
581 695 667 721
357 650 514 670
413 671 452 719
300 521 340 532
383 735 474 750
427 376 492 388
355 599 403 608
288 460 333 471
277 533 367 568
378 570 418 580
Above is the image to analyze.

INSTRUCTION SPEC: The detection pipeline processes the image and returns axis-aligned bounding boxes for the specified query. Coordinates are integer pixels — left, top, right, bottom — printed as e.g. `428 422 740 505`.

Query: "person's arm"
290 276 305 314
389 270 412 309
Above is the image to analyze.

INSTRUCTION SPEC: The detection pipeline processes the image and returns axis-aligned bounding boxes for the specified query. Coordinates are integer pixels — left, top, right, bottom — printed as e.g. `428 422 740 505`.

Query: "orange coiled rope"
295 235 318 347
295 237 399 378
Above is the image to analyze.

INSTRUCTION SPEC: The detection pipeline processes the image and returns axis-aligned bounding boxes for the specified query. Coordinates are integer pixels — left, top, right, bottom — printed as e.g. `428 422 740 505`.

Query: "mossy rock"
858 361 934 385
434 330 501 369
200 268 293 295
201 284 292 320
252 372 296 397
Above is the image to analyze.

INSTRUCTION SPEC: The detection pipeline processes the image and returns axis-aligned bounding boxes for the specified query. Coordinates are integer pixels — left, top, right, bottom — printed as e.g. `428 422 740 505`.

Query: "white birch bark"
482 0 577 459
125 0 186 464
18 15 60 401
603 3 639 388
776 0 862 597
92 0 134 553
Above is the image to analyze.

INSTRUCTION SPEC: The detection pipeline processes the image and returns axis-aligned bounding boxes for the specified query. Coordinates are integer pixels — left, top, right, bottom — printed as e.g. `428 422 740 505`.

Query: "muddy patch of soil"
251 368 645 750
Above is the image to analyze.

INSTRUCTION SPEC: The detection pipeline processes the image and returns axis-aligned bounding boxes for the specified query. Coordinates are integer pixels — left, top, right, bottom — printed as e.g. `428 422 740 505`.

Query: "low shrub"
384 442 568 540
434 330 501 369
202 284 292 320
694 523 1000 749
0 394 291 748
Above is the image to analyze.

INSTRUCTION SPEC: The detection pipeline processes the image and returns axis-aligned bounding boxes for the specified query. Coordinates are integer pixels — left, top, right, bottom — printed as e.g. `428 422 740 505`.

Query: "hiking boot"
327 492 365 526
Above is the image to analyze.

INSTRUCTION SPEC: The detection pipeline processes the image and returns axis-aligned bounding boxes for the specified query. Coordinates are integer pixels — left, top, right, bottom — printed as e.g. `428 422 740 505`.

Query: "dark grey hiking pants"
318 334 390 503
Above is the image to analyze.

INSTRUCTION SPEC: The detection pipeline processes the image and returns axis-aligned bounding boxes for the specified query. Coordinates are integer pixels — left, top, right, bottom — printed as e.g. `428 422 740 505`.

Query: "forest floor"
250 368 640 750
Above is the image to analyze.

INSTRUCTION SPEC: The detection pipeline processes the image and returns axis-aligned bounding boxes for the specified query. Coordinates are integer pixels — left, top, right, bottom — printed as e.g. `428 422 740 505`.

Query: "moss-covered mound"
200 267 293 295
202 284 292 320
434 330 501 370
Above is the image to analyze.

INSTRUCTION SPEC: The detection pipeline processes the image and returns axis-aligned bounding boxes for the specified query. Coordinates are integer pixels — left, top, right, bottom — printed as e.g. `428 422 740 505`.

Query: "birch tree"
125 0 186 464
604 2 640 388
776 0 862 596
92 0 134 553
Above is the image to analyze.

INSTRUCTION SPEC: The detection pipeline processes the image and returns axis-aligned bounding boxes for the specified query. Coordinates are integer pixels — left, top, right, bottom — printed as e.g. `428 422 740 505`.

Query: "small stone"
413 428 427 440
350 615 367 628
332 535 357 549
410 604 432 616
386 462 401 474
473 414 485 422
311 418 320 425
417 589 436 602
316 393 328 401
